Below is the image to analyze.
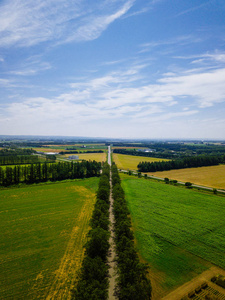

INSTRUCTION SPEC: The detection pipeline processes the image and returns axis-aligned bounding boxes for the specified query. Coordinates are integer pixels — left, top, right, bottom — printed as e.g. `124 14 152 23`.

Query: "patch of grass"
0 178 99 299
146 165 225 190
113 154 169 171
121 175 225 293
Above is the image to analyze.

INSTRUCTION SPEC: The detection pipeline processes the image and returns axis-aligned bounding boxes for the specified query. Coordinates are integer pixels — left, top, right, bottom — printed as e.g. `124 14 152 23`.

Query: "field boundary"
162 266 225 300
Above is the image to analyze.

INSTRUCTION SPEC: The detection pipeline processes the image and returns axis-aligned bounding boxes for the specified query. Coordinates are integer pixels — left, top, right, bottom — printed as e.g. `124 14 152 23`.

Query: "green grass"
0 178 99 299
121 175 225 292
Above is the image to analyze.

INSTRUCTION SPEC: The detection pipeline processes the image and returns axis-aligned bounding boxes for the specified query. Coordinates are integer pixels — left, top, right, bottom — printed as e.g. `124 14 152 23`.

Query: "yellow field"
113 154 169 170
147 164 225 190
63 152 107 162
33 147 61 153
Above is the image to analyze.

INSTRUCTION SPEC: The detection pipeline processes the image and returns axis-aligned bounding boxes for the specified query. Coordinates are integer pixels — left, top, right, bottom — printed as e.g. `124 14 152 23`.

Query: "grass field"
0 178 99 299
113 154 169 171
62 152 107 162
121 175 225 297
147 164 225 190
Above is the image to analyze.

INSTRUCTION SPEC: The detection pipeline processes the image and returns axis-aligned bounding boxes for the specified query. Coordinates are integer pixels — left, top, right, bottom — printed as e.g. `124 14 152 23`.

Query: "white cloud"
0 0 134 47
2 60 225 137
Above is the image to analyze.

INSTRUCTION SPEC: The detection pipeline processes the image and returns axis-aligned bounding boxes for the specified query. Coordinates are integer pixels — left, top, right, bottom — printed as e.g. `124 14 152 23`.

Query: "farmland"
113 153 169 170
0 177 99 299
146 164 225 190
61 152 107 162
121 175 225 298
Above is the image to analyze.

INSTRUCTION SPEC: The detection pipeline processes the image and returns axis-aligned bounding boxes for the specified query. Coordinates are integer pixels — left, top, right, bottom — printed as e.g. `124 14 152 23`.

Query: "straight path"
107 146 117 299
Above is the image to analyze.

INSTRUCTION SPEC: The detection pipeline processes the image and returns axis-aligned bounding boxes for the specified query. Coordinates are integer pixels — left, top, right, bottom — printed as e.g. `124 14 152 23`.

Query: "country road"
107 146 117 299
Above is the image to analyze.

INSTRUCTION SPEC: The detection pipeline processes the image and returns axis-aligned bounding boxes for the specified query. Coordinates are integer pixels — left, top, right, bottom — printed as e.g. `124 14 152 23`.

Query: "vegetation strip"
72 162 111 299
138 155 225 172
0 160 101 186
107 145 117 299
111 163 152 300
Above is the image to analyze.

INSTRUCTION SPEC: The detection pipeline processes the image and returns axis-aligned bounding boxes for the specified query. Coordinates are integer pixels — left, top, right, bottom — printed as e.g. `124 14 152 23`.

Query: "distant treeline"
114 147 225 159
0 155 40 165
138 155 225 172
72 162 110 300
113 148 172 159
59 150 104 155
0 148 35 156
0 161 101 187
111 163 152 299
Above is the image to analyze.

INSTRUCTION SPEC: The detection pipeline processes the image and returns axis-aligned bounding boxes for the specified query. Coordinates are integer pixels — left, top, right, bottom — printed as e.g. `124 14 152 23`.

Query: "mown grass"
0 178 99 299
113 154 169 171
146 164 225 190
121 175 225 294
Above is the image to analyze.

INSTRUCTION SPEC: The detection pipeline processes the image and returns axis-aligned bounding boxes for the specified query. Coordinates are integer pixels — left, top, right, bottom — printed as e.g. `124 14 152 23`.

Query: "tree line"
138 155 225 172
72 162 111 300
0 161 101 187
111 163 152 300
59 150 104 155
0 155 41 165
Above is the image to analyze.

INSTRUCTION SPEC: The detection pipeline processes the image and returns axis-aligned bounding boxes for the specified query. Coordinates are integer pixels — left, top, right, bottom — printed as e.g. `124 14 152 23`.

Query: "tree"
164 177 169 184
185 182 192 188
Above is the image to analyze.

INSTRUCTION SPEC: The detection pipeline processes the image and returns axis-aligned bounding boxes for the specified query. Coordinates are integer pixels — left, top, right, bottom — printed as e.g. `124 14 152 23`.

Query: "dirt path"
107 146 117 299
162 266 225 300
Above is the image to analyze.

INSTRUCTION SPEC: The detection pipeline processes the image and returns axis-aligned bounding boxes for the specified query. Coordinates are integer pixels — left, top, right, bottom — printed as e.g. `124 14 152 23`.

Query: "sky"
0 0 225 140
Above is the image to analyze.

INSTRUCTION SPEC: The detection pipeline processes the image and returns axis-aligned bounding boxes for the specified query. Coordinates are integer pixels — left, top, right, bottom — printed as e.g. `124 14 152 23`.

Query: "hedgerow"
71 162 110 300
111 163 152 300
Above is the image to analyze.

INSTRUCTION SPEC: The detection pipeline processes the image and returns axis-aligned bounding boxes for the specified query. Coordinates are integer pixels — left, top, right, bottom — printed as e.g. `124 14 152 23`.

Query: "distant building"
46 152 59 155
137 148 156 153
68 155 79 160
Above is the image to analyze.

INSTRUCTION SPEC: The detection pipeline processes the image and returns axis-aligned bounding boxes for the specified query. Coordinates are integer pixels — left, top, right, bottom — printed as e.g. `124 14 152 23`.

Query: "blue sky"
0 0 225 139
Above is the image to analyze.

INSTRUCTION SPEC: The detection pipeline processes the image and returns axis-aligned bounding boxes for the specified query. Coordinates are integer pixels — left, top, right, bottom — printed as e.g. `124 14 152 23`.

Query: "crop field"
113 153 169 170
121 175 225 297
62 152 107 162
147 164 225 190
0 177 99 299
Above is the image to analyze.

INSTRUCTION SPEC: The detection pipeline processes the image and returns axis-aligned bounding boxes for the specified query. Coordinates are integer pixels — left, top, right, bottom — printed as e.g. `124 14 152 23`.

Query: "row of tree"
72 162 111 299
138 155 225 172
59 150 104 155
0 161 101 186
0 155 41 165
111 163 152 299
0 148 35 156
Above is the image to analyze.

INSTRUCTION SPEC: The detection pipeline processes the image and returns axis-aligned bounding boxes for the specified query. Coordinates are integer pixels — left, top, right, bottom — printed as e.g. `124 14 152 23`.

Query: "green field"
121 175 225 296
0 178 99 299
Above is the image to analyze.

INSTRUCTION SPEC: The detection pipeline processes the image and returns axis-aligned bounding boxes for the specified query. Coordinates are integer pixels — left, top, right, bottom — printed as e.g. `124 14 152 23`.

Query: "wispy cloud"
8 56 52 76
3 61 225 129
176 1 213 17
0 0 134 48
139 35 202 53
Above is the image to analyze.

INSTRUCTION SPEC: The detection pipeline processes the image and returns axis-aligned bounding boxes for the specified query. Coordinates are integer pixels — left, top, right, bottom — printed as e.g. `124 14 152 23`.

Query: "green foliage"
164 177 169 183
0 160 101 186
72 162 110 300
138 155 224 172
185 181 192 188
111 163 152 300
